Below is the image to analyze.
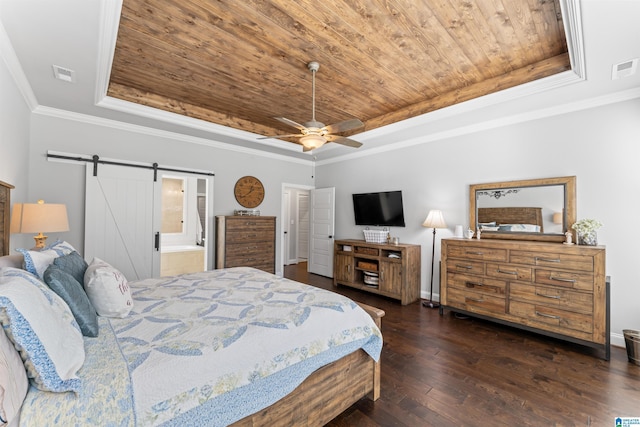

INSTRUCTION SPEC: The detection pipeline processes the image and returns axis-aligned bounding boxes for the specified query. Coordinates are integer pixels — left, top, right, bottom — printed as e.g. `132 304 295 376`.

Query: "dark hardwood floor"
284 262 640 427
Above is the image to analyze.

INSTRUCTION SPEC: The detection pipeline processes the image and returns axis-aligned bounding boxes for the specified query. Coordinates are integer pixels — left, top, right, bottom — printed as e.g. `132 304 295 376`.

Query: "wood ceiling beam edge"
107 82 285 138
363 52 570 131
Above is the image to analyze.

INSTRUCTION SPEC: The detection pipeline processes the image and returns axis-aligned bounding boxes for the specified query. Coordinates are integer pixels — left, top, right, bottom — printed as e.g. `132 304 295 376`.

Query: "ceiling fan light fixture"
300 134 326 150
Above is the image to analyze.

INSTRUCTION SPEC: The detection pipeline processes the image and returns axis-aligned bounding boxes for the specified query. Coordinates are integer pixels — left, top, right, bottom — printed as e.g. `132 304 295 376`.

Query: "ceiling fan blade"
323 119 364 134
275 117 307 131
325 135 363 148
257 134 303 139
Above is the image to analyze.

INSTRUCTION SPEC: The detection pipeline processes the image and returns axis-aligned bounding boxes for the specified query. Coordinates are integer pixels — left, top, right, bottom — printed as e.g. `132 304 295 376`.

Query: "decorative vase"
578 230 597 246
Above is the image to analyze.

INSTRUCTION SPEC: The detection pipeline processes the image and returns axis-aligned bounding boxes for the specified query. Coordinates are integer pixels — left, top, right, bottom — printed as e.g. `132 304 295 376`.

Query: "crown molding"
0 19 38 110
32 105 312 166
316 86 640 166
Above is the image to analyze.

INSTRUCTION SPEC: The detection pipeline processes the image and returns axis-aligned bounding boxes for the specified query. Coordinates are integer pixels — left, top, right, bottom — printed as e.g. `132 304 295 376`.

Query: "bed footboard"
233 303 385 426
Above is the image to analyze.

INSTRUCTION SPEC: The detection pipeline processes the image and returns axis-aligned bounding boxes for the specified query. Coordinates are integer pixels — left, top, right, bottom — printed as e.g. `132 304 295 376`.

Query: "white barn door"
84 164 159 280
308 187 335 277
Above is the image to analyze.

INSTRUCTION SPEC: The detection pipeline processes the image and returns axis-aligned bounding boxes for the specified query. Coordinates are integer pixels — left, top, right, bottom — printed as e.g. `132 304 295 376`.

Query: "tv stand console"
333 239 421 305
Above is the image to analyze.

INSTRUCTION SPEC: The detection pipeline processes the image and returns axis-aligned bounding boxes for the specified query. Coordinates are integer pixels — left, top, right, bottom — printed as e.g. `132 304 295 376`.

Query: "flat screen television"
352 190 406 227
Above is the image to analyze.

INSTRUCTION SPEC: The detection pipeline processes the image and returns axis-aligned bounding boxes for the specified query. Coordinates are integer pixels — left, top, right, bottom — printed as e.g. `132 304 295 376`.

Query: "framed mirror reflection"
469 176 576 243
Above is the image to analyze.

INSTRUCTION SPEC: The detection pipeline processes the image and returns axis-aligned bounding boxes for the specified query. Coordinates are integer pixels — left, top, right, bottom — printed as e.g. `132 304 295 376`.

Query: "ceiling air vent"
611 59 638 80
52 65 76 83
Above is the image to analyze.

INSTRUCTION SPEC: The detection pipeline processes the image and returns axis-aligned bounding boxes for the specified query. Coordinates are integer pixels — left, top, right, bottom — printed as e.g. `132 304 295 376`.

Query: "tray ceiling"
107 0 570 149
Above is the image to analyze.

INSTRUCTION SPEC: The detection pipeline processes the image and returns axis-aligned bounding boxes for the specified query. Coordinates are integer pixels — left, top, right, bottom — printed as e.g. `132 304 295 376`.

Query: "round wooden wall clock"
234 176 265 208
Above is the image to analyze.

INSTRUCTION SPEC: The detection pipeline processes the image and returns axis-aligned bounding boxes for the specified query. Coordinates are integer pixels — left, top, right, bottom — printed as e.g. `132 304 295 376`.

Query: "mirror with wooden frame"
469 176 576 243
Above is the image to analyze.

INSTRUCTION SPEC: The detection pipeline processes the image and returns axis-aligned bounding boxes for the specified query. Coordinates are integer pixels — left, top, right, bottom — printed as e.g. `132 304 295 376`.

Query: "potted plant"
572 219 602 246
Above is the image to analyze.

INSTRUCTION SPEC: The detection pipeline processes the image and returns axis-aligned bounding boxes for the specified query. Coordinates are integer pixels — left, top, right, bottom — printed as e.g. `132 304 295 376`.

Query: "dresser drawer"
509 300 593 336
447 272 506 296
447 259 485 275
225 242 275 258
226 219 275 232
224 251 275 268
534 269 594 291
226 229 275 243
485 263 532 282
447 245 507 262
510 251 594 272
509 283 593 314
448 287 506 314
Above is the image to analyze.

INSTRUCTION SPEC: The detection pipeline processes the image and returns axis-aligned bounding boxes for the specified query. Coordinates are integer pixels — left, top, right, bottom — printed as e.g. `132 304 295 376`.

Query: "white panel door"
297 192 309 260
85 164 159 280
282 190 292 265
308 187 335 277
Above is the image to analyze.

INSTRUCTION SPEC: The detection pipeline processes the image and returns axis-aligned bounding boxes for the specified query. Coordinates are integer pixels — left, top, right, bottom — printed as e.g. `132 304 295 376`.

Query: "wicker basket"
363 229 388 243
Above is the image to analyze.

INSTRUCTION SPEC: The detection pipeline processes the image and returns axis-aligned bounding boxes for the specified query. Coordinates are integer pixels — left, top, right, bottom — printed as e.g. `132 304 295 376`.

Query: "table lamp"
10 200 69 249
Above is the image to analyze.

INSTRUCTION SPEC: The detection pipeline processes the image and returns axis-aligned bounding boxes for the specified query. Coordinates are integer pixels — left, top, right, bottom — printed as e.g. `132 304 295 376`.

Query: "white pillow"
84 258 133 318
16 240 76 279
0 324 28 426
0 267 84 393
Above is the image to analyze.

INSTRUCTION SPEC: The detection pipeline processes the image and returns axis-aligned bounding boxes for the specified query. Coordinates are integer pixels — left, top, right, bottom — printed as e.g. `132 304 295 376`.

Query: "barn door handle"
154 232 160 251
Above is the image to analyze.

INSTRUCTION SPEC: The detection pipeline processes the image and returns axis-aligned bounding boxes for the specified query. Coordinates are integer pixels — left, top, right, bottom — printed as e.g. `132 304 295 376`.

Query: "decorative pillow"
84 258 133 318
44 265 98 337
497 223 541 233
16 240 76 279
53 251 88 286
478 222 497 229
0 267 84 393
0 324 28 426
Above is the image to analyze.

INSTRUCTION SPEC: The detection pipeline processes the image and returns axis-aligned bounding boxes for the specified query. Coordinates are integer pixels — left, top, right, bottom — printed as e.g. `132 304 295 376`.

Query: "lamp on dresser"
10 200 69 249
422 209 447 308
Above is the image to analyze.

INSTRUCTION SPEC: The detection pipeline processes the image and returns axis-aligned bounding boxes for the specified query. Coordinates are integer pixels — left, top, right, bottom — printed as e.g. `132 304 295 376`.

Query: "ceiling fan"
259 61 364 152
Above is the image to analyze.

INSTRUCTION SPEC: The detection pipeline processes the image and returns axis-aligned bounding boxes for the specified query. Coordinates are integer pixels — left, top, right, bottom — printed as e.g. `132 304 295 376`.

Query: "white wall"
0 44 30 238
25 113 314 274
316 98 640 347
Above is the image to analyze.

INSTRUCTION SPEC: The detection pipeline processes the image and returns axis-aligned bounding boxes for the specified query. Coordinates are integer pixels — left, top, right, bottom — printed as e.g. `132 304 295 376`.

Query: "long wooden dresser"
440 238 609 359
215 216 276 274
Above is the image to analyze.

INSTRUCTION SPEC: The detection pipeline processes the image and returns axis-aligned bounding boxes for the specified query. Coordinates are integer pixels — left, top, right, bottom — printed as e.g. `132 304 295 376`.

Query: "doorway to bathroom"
159 175 210 276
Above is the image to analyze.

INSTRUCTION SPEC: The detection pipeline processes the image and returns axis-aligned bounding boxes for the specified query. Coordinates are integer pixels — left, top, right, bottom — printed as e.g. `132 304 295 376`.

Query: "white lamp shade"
422 209 447 229
11 201 69 234
300 134 326 150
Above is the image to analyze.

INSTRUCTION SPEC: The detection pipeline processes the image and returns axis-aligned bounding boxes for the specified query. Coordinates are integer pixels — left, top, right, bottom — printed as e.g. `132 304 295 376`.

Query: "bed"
477 206 544 233
0 190 383 426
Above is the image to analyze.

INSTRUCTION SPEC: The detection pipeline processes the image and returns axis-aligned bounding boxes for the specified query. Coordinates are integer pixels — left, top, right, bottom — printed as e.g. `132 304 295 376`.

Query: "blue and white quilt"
20 267 382 426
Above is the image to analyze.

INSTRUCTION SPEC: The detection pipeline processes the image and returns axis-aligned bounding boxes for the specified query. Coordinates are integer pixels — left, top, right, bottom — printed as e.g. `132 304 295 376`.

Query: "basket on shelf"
363 229 388 243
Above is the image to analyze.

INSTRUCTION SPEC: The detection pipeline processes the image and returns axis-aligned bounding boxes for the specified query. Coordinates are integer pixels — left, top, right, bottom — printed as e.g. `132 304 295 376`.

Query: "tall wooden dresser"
440 238 609 359
215 216 276 273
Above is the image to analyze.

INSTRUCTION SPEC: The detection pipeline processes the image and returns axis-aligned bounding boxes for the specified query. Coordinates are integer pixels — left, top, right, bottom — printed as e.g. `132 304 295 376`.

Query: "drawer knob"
465 281 483 288
549 276 576 283
497 269 518 275
535 311 560 320
535 292 561 299
456 264 473 270
467 251 484 255
535 257 561 263
465 296 484 303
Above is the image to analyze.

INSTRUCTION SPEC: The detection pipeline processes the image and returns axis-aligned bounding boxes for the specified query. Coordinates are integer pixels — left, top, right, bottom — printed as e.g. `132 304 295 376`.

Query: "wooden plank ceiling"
108 0 569 147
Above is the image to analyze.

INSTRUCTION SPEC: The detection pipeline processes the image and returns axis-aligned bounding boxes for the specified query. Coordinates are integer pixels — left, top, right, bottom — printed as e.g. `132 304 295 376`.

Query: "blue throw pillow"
43 265 98 337
53 251 88 286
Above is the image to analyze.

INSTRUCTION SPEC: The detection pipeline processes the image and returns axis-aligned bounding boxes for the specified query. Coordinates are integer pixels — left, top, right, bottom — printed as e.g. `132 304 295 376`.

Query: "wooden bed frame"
478 207 544 232
0 186 384 426
235 303 384 426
